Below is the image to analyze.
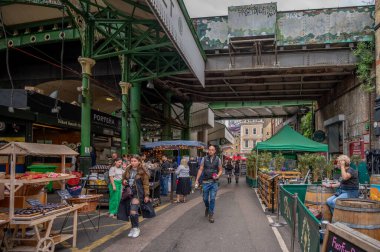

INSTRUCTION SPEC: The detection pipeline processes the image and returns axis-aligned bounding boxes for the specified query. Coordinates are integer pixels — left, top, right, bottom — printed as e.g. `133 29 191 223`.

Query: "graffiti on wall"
228 3 277 37
277 6 374 45
193 16 229 50
193 6 374 50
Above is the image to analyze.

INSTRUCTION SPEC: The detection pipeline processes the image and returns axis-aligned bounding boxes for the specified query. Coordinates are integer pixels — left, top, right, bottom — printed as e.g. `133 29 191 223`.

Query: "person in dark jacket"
188 157 199 192
195 145 223 223
224 160 234 184
160 155 171 196
234 160 240 184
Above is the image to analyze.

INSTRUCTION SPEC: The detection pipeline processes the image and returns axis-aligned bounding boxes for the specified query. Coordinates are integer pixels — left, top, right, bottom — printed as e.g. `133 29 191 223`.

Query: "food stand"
0 142 82 251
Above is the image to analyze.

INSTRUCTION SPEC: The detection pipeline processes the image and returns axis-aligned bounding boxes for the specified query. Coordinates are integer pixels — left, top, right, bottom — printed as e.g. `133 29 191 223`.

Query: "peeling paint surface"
193 5 374 50
193 16 229 50
277 6 374 45
228 3 277 37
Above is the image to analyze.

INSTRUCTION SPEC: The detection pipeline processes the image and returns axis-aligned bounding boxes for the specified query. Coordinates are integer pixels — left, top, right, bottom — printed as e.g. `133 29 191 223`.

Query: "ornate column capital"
78 57 96 75
119 81 132 95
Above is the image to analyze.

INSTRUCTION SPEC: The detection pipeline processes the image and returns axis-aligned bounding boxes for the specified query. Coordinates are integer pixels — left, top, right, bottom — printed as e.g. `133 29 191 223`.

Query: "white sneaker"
132 228 140 238
128 228 135 237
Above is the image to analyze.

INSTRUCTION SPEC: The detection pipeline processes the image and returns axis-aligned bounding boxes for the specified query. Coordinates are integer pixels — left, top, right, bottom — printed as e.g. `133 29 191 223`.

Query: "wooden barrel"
370 175 380 201
304 185 334 222
333 198 380 240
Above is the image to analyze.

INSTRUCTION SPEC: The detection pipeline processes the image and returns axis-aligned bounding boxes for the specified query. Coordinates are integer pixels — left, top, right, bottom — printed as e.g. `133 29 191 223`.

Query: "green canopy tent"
253 125 328 178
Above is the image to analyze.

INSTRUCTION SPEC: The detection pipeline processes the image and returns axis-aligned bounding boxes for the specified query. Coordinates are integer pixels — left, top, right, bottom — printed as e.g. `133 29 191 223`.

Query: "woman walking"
118 155 151 238
225 160 233 184
108 158 124 218
175 158 191 203
234 160 240 184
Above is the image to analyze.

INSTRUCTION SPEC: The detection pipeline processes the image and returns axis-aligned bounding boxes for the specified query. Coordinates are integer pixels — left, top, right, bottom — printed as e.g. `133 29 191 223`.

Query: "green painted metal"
120 24 131 156
181 101 192 140
130 82 141 154
162 92 172 141
209 100 313 110
177 0 207 61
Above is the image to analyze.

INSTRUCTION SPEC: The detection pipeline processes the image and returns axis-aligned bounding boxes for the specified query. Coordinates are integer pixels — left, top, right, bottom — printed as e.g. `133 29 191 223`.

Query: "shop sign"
57 119 81 128
349 140 364 159
92 112 121 130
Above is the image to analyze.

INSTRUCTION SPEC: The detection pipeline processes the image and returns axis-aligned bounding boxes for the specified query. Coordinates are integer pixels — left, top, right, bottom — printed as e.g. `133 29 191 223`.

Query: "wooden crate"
0 191 47 208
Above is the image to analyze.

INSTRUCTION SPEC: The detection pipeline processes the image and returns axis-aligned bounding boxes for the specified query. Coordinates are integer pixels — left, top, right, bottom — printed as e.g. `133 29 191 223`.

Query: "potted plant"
273 152 285 171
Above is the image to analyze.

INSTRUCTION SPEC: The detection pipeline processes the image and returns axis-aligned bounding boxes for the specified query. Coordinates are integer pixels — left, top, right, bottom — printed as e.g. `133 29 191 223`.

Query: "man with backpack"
195 145 223 223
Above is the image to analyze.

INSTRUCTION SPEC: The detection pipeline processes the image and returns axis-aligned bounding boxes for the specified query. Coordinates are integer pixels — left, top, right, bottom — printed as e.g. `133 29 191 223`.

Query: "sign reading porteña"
146 0 205 86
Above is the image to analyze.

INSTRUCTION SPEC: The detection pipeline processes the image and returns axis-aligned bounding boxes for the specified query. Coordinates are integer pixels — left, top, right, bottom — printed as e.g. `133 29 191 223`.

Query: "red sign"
349 140 364 159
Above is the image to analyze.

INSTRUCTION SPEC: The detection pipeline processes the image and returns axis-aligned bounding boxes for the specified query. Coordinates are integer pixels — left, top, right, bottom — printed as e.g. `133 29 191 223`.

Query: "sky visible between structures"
183 0 374 18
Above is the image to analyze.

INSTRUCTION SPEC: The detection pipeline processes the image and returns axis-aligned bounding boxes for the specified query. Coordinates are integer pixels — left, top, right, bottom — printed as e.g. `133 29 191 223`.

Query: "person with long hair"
108 158 123 218
175 158 191 203
119 155 151 238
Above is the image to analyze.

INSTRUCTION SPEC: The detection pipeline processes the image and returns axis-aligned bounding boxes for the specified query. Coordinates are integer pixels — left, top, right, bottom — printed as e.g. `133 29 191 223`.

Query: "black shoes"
208 213 214 223
205 208 209 217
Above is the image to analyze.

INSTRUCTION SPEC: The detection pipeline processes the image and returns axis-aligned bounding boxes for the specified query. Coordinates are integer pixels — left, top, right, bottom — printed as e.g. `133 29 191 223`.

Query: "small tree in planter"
312 154 326 182
247 151 258 178
325 159 334 180
259 151 272 172
273 152 285 171
297 153 311 178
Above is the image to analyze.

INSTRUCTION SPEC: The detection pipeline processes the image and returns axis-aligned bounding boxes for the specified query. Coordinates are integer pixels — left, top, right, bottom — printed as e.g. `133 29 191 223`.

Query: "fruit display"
14 203 68 217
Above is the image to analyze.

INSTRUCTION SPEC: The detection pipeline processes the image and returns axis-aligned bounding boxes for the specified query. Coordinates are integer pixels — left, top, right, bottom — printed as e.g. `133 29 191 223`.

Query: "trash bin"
27 164 57 192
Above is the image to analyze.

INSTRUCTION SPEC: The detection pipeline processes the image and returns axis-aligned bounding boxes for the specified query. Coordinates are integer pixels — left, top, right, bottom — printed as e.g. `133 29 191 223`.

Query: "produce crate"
27 164 57 192
67 194 102 213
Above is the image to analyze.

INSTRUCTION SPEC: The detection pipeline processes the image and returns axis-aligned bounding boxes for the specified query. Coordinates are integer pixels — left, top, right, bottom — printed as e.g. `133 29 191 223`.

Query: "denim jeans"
160 175 169 196
326 189 359 214
202 182 218 214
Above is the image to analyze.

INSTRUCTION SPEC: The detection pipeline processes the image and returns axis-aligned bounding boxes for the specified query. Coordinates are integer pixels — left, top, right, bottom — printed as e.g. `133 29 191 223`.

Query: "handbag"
141 201 156 218
121 186 133 200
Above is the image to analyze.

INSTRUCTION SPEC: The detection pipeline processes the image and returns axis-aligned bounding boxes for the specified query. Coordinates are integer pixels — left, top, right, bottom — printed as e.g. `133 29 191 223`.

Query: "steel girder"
0 0 189 83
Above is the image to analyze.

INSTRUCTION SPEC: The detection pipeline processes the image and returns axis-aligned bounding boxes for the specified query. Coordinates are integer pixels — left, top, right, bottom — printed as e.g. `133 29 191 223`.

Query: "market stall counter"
0 142 82 251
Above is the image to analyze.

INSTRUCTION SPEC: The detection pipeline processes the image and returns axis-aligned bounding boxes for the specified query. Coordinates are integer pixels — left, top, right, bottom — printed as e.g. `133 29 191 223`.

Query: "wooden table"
6 203 85 251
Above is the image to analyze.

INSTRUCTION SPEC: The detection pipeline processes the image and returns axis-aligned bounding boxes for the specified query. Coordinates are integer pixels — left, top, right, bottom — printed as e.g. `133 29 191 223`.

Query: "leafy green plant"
312 155 326 182
353 41 375 92
325 160 334 180
297 153 311 177
247 152 258 178
273 152 285 171
350 155 362 167
300 111 313 139
259 151 272 169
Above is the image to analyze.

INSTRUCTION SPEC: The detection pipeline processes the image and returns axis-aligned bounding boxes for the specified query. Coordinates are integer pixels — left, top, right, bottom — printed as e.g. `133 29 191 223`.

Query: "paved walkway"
91 178 292 252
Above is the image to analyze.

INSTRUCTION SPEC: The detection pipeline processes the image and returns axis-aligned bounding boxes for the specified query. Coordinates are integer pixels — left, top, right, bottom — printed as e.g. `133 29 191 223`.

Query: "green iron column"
78 7 95 174
162 92 172 140
130 82 141 154
182 101 192 140
78 57 95 174
120 82 131 156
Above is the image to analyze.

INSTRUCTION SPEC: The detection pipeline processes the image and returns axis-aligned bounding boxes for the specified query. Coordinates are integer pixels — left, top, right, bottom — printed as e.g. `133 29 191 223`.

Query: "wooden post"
61 155 66 191
9 142 16 220
73 209 78 248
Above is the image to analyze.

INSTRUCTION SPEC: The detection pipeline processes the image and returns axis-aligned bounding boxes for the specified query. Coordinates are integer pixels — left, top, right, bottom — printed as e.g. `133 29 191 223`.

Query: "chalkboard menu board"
326 232 366 252
322 223 380 252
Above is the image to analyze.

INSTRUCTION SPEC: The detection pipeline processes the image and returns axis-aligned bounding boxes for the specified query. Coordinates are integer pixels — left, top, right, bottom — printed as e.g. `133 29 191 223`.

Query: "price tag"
26 199 42 207
57 189 72 200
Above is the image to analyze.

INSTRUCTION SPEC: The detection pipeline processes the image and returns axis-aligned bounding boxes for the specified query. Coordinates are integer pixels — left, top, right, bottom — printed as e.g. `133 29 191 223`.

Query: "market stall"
0 142 82 251
142 140 206 201
254 125 328 211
